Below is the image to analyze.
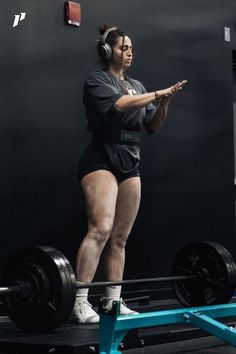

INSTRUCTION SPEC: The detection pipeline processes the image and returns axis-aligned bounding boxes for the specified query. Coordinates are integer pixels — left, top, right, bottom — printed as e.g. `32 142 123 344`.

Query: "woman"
73 24 187 324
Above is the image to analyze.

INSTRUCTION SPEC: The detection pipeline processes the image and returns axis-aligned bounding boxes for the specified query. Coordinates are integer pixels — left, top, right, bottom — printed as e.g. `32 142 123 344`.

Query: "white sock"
106 285 122 300
76 288 89 303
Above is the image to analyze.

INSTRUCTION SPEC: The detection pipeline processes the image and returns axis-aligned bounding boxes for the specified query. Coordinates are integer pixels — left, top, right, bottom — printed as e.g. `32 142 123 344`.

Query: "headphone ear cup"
98 43 112 60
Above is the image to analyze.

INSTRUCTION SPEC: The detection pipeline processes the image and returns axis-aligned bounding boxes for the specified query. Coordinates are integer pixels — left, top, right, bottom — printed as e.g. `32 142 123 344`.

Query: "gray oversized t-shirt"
83 69 156 133
82 69 157 173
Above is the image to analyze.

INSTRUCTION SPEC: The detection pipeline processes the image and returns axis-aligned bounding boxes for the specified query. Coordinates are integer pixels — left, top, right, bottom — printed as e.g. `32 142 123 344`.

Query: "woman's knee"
88 222 113 245
108 231 130 250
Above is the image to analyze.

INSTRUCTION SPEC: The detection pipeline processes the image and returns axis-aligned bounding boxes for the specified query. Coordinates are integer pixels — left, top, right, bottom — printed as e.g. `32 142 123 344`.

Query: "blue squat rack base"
99 301 236 354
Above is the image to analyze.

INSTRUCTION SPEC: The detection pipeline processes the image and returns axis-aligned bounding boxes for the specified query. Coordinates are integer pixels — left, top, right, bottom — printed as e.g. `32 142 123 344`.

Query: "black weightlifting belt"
92 128 141 144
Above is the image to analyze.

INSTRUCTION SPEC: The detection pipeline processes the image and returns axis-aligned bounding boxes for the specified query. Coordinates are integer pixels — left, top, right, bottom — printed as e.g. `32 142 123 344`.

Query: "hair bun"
99 24 112 36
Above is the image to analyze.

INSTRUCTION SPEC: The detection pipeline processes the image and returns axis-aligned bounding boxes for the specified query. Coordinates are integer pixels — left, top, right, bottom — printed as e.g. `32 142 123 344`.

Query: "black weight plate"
2 246 76 332
203 242 236 304
172 242 235 307
207 242 236 294
43 246 77 319
40 246 77 328
172 241 236 307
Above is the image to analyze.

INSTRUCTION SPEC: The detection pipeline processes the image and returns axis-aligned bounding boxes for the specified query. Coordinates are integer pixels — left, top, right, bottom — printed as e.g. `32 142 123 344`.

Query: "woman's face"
110 35 133 71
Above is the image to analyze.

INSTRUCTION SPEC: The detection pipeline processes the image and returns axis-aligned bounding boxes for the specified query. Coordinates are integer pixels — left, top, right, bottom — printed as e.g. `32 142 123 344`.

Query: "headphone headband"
100 27 118 45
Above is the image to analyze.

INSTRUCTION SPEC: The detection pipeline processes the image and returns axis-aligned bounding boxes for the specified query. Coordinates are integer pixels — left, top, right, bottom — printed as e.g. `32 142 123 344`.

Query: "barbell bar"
0 275 198 295
1 240 236 332
0 274 198 295
76 274 198 289
0 286 21 296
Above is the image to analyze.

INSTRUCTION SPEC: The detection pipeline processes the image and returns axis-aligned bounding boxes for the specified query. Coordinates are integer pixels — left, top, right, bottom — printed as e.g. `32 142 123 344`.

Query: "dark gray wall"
0 0 236 280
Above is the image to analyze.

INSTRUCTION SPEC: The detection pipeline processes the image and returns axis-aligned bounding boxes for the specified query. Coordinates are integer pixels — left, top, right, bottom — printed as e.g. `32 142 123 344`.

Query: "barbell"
1 241 236 332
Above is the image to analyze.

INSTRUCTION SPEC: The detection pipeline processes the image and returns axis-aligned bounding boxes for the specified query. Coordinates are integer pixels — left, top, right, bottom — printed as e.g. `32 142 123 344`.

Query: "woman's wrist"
159 97 170 107
154 91 159 100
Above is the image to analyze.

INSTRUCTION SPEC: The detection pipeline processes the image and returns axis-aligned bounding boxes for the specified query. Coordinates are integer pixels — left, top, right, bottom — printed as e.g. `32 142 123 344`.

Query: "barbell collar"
76 274 198 289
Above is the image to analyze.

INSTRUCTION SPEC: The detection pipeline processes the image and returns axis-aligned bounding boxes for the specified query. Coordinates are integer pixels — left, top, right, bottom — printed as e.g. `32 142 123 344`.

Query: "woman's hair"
97 24 126 70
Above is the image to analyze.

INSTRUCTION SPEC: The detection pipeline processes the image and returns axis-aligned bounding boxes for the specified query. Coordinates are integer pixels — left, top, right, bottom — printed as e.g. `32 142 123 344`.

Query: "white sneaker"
104 297 139 315
120 300 139 315
72 300 99 324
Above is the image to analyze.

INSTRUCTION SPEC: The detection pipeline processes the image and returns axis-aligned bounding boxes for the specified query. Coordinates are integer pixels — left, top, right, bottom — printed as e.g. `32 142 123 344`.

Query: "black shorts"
77 142 140 184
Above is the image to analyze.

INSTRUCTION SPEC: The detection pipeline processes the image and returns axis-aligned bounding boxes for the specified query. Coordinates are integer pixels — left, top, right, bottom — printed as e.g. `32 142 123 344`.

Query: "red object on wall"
65 1 81 27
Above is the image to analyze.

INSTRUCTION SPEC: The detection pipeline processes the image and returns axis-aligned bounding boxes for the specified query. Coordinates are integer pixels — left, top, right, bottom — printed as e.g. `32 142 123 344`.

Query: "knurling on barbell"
1 241 236 332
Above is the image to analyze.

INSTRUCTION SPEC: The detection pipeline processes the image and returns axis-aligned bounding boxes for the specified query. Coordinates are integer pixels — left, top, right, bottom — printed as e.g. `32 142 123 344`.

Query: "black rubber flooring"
0 337 235 354
124 336 236 353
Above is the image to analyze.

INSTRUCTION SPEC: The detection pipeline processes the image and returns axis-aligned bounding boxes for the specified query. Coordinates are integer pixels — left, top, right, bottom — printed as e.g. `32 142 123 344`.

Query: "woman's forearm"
113 79 187 132
148 101 169 132
113 92 157 112
113 81 187 113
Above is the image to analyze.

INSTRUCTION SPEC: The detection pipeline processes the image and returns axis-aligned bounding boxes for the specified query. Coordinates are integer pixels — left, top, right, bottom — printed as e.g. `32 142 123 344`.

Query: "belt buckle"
121 130 135 142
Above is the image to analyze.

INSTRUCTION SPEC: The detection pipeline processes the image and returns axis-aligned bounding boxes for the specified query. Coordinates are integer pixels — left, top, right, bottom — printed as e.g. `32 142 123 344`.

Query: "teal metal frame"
99 301 236 354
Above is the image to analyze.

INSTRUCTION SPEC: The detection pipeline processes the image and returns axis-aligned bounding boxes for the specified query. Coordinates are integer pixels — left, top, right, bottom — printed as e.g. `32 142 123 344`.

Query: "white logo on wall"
13 12 26 28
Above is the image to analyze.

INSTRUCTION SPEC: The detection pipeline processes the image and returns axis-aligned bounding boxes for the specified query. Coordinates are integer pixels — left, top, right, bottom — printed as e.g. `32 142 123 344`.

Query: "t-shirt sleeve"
83 71 122 117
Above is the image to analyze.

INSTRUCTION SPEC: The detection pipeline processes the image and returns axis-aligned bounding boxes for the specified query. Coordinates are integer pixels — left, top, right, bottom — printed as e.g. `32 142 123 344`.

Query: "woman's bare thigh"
81 170 119 229
110 176 141 238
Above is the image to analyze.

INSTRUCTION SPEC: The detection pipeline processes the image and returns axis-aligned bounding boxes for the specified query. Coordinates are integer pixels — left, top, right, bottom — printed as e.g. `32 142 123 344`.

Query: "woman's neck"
108 66 125 80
